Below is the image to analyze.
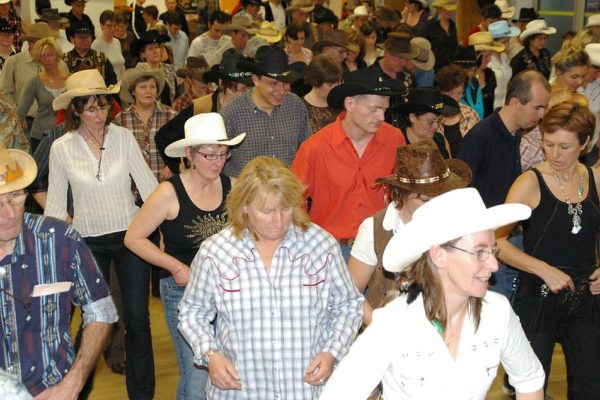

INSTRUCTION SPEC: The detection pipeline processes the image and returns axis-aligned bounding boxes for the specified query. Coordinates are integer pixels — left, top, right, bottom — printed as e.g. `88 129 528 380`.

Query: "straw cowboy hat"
431 0 456 11
21 22 56 41
120 63 166 104
494 0 515 19
203 49 254 86
375 139 471 197
380 32 420 60
224 15 259 34
519 19 556 40
285 0 314 15
488 20 520 39
255 21 283 44
176 56 210 81
410 37 435 71
165 113 246 157
403 87 460 116
327 68 404 109
382 188 531 272
53 69 120 111
468 31 505 53
0 144 37 195
237 45 303 83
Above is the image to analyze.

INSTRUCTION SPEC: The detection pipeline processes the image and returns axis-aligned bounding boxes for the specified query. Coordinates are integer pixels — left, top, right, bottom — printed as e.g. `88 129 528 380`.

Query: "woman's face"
444 84 464 103
437 230 499 299
40 46 58 69
133 78 158 108
222 82 249 107
101 19 116 38
530 34 548 51
115 22 128 38
244 193 293 243
542 128 589 172
141 43 161 64
557 65 588 93
187 144 228 181
364 32 377 48
410 111 441 140
315 80 340 99
287 31 305 51
77 97 109 131
479 51 492 69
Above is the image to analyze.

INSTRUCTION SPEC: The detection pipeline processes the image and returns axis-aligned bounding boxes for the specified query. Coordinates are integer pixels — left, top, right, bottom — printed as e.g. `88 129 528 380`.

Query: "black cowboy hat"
403 87 459 116
237 45 304 83
512 7 540 23
130 29 170 58
0 19 15 34
327 68 403 109
202 49 254 86
65 0 88 5
451 45 477 68
313 7 339 25
66 20 93 40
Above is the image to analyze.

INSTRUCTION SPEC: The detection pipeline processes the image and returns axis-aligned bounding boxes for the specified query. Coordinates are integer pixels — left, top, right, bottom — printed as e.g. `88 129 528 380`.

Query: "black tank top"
522 166 600 282
159 174 232 278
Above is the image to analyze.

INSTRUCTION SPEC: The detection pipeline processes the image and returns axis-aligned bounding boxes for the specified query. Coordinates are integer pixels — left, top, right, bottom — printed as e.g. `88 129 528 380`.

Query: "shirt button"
30 365 35 372
21 264 27 269
96 278 100 283
26 315 31 322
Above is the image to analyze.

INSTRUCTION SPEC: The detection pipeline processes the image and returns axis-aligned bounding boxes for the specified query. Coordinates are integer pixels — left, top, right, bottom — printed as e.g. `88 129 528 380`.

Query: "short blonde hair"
31 37 62 65
227 156 310 238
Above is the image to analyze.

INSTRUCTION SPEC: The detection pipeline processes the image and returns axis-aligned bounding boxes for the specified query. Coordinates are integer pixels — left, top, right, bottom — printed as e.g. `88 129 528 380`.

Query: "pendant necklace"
551 166 584 234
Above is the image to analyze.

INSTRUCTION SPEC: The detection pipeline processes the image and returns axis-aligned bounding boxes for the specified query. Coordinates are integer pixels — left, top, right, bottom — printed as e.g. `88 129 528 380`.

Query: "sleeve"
500 303 545 394
0 56 16 106
187 37 201 58
178 243 220 362
104 59 118 86
155 105 192 174
320 239 365 360
16 77 35 120
350 216 377 265
290 140 315 199
44 140 70 221
124 126 159 200
456 126 484 185
320 305 397 400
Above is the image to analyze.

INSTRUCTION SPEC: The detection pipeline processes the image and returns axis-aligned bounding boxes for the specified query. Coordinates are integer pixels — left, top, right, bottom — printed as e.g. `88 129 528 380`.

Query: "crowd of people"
0 0 599 399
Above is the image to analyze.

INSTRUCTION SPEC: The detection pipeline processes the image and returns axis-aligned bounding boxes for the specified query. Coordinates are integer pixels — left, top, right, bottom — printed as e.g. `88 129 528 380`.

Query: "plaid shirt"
173 86 207 112
520 125 544 171
220 90 311 177
179 224 364 400
4 14 22 53
0 97 28 152
0 213 117 396
114 101 177 180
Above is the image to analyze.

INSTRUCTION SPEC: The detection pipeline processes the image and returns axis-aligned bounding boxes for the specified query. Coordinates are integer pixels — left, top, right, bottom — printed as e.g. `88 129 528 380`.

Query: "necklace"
551 166 584 234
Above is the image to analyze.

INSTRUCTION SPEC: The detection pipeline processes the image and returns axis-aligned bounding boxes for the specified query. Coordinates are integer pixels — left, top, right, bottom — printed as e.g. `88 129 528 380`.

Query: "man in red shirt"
291 69 406 260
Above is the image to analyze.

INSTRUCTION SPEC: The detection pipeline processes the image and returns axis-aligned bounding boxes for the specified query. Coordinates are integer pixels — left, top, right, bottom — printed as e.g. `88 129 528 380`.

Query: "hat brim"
376 158 471 197
237 60 303 83
411 52 435 71
285 5 314 15
500 7 515 19
176 68 209 81
327 80 404 109
165 132 247 157
202 68 254 86
312 40 356 54
520 27 557 40
379 43 421 60
53 84 121 111
473 42 505 52
0 149 38 195
491 26 521 39
256 31 283 44
403 94 459 116
382 202 531 273
431 3 457 11
130 35 170 58
22 31 58 41
120 69 165 105
224 25 258 34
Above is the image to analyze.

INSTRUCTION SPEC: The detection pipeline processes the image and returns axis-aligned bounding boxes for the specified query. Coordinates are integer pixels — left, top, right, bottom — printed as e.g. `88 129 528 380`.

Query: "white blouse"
45 123 158 237
489 52 512 110
321 291 544 400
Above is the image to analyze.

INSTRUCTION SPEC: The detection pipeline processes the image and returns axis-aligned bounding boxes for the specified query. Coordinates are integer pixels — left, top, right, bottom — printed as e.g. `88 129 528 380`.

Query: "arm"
0 56 16 106
124 181 190 285
44 141 70 221
515 390 544 400
496 170 575 292
16 76 36 121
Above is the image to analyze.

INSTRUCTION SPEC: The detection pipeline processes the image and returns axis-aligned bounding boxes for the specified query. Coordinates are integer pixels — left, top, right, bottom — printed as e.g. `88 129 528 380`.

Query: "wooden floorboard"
82 296 568 400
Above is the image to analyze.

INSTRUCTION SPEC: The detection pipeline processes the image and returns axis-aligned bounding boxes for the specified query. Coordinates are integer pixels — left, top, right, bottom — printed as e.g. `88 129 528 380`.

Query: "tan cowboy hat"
224 15 259 35
21 22 57 41
520 19 556 40
0 144 37 195
285 0 314 15
176 56 210 81
410 37 435 71
431 0 456 11
468 31 505 53
53 69 120 111
165 113 246 157
380 32 420 59
495 0 515 19
255 21 283 44
120 63 166 105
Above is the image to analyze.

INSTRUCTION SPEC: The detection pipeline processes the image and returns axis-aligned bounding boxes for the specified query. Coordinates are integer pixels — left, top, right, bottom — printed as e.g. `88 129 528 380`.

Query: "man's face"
513 81 550 130
322 46 347 63
166 0 177 12
209 21 225 40
292 10 308 24
168 22 181 37
252 75 286 107
72 33 92 53
101 19 116 38
142 11 152 24
344 94 389 135
72 1 86 17
0 190 26 245
383 52 407 73
231 30 250 50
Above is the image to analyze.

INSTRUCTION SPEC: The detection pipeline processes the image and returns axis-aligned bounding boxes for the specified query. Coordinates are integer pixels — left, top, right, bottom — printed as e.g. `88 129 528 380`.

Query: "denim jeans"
84 231 155 400
339 244 352 263
160 276 208 400
490 234 523 301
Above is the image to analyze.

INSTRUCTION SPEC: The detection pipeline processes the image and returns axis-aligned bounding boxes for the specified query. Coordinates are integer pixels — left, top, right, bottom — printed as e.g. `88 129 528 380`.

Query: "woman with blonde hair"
17 36 68 151
552 47 590 93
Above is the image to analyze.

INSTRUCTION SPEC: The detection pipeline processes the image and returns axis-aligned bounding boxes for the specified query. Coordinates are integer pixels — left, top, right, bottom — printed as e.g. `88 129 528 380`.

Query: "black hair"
210 10 232 25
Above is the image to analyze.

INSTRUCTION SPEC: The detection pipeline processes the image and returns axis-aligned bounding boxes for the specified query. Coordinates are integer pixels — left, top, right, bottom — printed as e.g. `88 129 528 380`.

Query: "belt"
338 238 355 246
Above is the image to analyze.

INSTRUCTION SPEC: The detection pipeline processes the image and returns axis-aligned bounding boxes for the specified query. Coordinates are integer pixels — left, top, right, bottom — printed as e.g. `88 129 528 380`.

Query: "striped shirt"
179 224 364 400
0 213 117 396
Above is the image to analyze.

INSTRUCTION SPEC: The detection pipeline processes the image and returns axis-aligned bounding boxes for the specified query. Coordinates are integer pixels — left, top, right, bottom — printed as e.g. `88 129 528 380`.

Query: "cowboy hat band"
397 168 451 184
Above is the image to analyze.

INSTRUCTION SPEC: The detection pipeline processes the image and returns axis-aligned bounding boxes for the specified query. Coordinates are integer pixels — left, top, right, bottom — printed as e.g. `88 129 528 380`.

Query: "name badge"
31 282 72 297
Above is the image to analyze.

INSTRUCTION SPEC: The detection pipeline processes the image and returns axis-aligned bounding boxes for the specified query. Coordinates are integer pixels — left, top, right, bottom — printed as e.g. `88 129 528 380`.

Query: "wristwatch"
200 349 218 367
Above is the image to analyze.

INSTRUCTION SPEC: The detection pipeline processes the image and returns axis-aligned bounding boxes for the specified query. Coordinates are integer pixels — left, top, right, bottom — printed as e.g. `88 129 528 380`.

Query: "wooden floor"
84 296 569 400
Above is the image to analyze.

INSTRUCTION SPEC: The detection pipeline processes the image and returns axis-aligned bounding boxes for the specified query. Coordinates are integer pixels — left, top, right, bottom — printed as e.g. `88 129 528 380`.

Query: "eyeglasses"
446 244 500 262
194 150 231 161
83 105 109 114
419 116 443 127
0 191 27 211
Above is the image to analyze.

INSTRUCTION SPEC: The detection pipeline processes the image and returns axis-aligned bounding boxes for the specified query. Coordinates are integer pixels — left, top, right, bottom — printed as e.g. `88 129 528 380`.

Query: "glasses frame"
193 149 231 161
445 244 500 262
0 190 27 211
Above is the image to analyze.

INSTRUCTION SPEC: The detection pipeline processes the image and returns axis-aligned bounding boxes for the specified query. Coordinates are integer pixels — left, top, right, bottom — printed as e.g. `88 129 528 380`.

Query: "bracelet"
200 349 218 366
174 265 183 276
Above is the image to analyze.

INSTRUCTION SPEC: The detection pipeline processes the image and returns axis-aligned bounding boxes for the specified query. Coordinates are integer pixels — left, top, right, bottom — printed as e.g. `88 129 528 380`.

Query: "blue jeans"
490 234 523 301
84 231 155 400
339 244 352 263
160 276 208 400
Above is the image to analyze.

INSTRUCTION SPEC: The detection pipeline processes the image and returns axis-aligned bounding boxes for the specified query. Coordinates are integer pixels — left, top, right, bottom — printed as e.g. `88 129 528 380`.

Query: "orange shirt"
291 112 406 240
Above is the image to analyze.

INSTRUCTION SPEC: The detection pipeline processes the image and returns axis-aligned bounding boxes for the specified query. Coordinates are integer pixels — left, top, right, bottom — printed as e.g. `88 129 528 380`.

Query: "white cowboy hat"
165 113 246 157
120 63 166 104
0 144 37 195
255 21 283 44
349 5 368 20
53 69 120 111
585 14 600 28
382 188 531 273
468 31 505 53
494 0 515 19
586 43 600 67
519 19 556 40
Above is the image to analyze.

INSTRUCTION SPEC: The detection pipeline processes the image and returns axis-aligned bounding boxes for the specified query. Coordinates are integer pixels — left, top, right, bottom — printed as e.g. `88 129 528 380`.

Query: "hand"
173 265 190 286
303 352 335 386
539 265 575 293
159 165 174 181
34 378 80 400
208 352 242 390
589 268 600 295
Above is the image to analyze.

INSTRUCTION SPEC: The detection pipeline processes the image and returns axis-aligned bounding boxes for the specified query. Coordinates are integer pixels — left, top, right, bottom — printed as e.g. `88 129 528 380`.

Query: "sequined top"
303 99 340 134
160 174 232 278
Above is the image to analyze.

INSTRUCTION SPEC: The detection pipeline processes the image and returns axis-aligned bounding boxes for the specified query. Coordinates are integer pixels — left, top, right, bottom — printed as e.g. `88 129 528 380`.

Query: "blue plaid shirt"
0 213 117 396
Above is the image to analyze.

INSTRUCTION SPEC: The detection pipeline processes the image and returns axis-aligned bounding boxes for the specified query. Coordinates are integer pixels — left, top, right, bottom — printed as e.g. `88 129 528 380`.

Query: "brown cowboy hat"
176 56 210 81
312 29 357 54
379 32 420 59
376 140 471 197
